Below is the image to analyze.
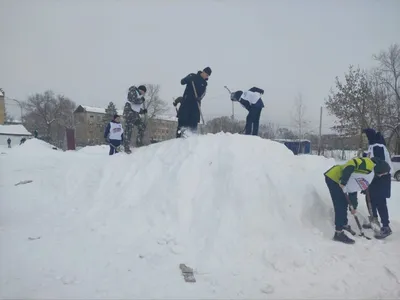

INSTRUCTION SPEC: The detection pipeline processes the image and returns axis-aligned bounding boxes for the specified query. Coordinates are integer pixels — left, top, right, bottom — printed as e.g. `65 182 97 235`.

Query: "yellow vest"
324 157 375 184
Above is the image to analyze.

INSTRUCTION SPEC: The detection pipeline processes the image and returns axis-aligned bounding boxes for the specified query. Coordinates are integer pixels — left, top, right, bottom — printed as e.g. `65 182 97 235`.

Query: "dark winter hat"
203 67 212 76
138 85 147 93
113 114 120 119
363 128 377 145
371 157 390 174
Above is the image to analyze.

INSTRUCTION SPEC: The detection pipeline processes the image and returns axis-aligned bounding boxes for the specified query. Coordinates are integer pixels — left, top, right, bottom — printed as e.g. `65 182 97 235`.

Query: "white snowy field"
1 134 400 299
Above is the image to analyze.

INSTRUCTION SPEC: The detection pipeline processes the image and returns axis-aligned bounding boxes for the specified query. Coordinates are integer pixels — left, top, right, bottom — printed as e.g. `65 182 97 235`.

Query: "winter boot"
374 226 392 239
343 225 356 236
333 231 355 244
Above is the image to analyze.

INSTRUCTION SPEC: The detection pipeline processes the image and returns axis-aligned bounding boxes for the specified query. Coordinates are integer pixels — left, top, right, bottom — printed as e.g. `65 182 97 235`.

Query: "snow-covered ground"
1 134 400 299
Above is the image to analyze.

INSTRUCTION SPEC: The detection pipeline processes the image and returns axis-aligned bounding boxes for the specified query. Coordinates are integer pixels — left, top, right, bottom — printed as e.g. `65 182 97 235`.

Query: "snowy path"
1 135 400 299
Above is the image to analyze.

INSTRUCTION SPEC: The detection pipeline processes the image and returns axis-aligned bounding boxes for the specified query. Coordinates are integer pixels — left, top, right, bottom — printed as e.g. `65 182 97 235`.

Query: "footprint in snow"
260 284 275 294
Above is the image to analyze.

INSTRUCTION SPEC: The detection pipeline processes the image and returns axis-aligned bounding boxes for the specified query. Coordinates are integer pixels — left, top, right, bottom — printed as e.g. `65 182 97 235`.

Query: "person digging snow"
323 156 390 244
104 114 124 155
362 128 393 238
230 87 264 136
174 67 211 138
123 85 147 153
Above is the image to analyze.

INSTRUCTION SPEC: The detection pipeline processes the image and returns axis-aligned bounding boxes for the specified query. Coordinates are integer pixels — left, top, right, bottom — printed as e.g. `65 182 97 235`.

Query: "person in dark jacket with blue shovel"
363 128 393 238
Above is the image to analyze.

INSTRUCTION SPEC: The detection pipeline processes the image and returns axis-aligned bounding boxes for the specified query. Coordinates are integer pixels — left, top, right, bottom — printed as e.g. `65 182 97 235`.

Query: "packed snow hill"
1 134 400 299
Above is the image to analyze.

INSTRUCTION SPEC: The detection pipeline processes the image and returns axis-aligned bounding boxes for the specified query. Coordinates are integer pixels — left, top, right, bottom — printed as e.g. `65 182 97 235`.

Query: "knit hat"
371 157 390 175
138 85 147 93
203 67 212 76
113 114 120 119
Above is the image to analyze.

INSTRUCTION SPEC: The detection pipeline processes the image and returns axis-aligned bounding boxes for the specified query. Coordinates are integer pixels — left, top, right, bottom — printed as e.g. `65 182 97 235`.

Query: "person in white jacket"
230 87 265 136
104 114 124 155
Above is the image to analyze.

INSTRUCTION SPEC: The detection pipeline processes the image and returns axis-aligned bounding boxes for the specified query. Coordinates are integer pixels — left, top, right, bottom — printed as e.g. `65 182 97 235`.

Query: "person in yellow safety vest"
323 157 390 244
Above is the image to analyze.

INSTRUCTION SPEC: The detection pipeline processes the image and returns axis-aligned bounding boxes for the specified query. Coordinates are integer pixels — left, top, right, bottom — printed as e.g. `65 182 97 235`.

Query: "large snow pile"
1 133 399 299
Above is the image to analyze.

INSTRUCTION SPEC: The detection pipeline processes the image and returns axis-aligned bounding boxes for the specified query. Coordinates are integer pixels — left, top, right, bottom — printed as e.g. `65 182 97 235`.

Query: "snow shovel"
344 193 371 240
365 189 381 234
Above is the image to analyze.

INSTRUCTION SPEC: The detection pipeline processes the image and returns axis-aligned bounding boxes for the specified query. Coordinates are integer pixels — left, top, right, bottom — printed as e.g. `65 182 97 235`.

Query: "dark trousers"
370 196 390 227
245 107 262 135
325 176 358 231
368 174 390 227
109 139 121 155
176 119 197 138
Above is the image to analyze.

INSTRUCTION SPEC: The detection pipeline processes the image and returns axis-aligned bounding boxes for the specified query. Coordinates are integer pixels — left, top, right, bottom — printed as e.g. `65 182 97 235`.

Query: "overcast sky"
1 0 399 133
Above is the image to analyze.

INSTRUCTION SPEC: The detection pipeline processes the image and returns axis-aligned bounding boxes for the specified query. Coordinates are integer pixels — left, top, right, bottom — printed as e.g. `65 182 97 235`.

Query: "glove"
230 93 237 101
140 108 148 114
173 96 183 107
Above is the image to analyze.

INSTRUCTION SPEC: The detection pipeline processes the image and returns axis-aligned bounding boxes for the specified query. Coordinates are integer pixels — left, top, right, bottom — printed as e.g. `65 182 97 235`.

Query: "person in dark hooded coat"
173 67 211 137
362 128 393 238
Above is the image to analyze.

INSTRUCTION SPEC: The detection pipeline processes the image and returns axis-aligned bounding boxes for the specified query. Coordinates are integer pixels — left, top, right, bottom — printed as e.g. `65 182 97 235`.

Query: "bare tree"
4 107 15 123
142 84 169 120
22 90 76 143
373 43 400 106
373 44 400 153
276 127 297 140
205 116 244 133
366 70 392 131
258 122 277 139
291 93 310 141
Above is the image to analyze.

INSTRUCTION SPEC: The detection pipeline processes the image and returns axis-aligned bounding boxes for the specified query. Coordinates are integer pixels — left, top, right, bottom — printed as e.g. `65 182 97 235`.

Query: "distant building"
74 105 124 146
147 115 178 142
0 89 5 125
73 105 179 147
0 124 32 145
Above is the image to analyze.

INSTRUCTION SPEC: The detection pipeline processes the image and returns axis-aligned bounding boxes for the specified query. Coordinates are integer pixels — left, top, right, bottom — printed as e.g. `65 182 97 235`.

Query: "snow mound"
1 133 400 299
14 138 60 152
77 144 110 154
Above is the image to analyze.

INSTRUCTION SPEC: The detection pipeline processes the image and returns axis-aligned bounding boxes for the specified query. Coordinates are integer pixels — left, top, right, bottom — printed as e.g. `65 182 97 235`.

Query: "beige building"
74 105 123 146
0 89 5 125
73 105 178 147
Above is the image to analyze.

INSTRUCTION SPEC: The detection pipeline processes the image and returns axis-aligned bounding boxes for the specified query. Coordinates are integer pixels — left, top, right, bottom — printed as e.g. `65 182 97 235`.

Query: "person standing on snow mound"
323 157 390 244
362 128 393 238
123 85 147 153
230 87 264 136
173 67 211 138
104 114 124 155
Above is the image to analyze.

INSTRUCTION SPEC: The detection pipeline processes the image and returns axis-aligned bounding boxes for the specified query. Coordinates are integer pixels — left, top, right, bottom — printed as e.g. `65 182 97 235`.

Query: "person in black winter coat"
230 87 265 135
363 128 393 238
173 67 211 138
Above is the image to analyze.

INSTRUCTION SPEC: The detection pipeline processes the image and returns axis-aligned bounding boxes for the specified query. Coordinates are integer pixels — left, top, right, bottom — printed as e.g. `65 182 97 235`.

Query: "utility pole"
318 106 323 155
